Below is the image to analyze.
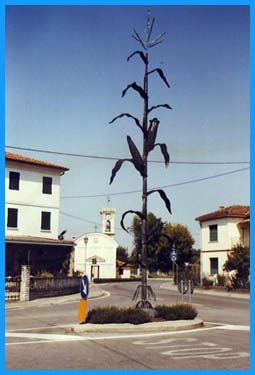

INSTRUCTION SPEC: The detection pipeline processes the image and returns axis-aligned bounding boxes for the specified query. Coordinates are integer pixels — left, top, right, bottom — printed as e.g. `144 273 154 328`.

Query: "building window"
209 224 218 242
7 208 18 228
42 177 52 194
210 257 218 275
9 171 20 190
41 211 51 230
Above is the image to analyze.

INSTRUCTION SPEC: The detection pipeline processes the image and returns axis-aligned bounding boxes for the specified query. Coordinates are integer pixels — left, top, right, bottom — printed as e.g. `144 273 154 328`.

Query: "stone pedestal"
20 265 31 301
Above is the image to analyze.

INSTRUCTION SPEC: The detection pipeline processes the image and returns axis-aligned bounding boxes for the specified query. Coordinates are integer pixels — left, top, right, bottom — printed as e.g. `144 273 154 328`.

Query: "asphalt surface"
5 279 250 370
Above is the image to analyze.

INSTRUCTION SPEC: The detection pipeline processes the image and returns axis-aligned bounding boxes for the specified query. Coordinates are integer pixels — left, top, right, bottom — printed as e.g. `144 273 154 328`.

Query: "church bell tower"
101 208 116 237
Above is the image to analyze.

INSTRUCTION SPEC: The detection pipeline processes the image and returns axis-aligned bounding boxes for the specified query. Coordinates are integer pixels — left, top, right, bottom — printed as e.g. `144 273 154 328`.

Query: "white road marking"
7 324 76 332
5 327 214 345
215 324 250 331
6 332 83 341
91 291 111 300
5 322 250 347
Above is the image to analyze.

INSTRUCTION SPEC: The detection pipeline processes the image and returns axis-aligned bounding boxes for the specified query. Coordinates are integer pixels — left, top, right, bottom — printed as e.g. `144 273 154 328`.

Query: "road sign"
171 249 176 255
80 275 89 300
171 255 177 262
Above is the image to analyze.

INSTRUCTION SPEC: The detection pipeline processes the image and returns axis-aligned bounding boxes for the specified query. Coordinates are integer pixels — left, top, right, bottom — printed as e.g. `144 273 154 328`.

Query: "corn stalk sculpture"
109 12 172 308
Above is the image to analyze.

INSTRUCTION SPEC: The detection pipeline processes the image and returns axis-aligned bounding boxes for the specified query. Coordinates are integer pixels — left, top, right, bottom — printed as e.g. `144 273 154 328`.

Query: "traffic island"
71 303 204 334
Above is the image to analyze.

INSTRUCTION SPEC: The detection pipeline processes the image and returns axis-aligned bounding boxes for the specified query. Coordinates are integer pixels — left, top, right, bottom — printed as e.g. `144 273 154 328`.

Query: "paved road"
5 280 250 370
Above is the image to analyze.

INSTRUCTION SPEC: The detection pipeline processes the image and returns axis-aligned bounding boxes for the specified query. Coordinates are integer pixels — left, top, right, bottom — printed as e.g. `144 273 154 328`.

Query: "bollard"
78 275 89 324
78 299 88 324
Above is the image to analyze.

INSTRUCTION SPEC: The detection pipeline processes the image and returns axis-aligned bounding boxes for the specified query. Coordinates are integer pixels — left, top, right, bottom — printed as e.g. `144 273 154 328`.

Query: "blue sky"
5 5 250 251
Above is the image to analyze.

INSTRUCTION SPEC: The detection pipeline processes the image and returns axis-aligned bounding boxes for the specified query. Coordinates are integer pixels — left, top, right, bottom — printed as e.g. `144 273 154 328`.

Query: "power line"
6 145 250 165
60 211 128 233
61 167 250 199
60 211 101 225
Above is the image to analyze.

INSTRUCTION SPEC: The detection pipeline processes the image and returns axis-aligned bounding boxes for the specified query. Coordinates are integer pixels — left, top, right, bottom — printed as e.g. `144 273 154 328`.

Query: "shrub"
223 244 250 289
216 273 226 287
35 271 54 278
155 304 198 320
86 306 151 324
202 276 213 288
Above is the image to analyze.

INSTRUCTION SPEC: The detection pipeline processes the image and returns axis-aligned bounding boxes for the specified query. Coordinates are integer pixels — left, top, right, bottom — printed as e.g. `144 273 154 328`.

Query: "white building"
195 205 250 278
74 208 118 281
5 151 74 276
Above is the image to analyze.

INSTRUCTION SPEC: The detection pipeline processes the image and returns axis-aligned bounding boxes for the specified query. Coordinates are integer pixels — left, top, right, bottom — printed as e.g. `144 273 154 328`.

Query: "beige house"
195 205 250 279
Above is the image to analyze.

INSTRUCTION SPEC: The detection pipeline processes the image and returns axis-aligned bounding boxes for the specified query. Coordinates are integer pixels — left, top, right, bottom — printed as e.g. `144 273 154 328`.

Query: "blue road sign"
80 275 89 300
171 255 177 262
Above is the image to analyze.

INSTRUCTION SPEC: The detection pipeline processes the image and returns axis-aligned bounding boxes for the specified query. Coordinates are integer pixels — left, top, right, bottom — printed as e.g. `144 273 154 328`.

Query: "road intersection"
5 280 250 370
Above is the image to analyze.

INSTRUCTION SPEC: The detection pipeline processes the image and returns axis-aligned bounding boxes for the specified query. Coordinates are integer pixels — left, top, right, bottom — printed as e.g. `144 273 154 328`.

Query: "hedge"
86 303 198 324
155 303 198 320
87 306 151 324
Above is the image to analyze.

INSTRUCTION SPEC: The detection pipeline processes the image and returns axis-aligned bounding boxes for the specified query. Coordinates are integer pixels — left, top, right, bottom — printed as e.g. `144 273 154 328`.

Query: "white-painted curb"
71 318 204 334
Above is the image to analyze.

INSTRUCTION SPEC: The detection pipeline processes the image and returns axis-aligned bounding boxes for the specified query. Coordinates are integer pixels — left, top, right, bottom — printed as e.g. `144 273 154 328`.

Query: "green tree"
117 246 129 263
130 213 195 274
223 244 250 289
161 223 195 272
130 212 164 272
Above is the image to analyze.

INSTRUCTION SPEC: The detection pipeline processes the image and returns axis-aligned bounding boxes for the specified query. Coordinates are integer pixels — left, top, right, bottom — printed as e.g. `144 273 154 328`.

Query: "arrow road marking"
132 333 249 361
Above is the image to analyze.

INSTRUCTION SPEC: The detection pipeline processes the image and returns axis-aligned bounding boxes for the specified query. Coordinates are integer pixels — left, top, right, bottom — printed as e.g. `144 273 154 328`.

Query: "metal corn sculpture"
109 11 172 308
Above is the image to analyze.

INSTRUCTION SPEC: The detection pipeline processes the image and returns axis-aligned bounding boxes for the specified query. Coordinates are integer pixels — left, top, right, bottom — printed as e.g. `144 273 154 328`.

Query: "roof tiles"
195 205 250 222
5 151 69 172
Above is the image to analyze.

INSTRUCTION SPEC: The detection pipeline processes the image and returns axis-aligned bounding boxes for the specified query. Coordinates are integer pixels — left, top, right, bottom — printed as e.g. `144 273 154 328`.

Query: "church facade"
74 208 118 281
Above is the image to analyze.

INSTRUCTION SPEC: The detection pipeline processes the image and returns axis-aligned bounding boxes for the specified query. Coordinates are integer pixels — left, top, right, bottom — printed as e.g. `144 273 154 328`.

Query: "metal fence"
30 277 81 299
5 276 21 301
5 276 81 301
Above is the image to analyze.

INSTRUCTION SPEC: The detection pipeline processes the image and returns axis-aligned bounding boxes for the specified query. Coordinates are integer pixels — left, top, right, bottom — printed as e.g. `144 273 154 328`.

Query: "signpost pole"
181 280 184 304
189 280 191 304
176 262 178 286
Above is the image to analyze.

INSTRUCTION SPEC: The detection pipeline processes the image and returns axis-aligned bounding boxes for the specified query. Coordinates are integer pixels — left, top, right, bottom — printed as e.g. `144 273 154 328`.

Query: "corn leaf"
147 68 170 88
109 113 143 133
122 82 148 100
148 103 172 114
109 159 131 185
120 210 146 233
154 143 170 166
147 189 172 214
127 51 148 65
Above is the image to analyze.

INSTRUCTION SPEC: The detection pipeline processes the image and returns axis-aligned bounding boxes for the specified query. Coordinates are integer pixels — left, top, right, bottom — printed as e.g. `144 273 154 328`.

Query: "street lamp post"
84 236 88 276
